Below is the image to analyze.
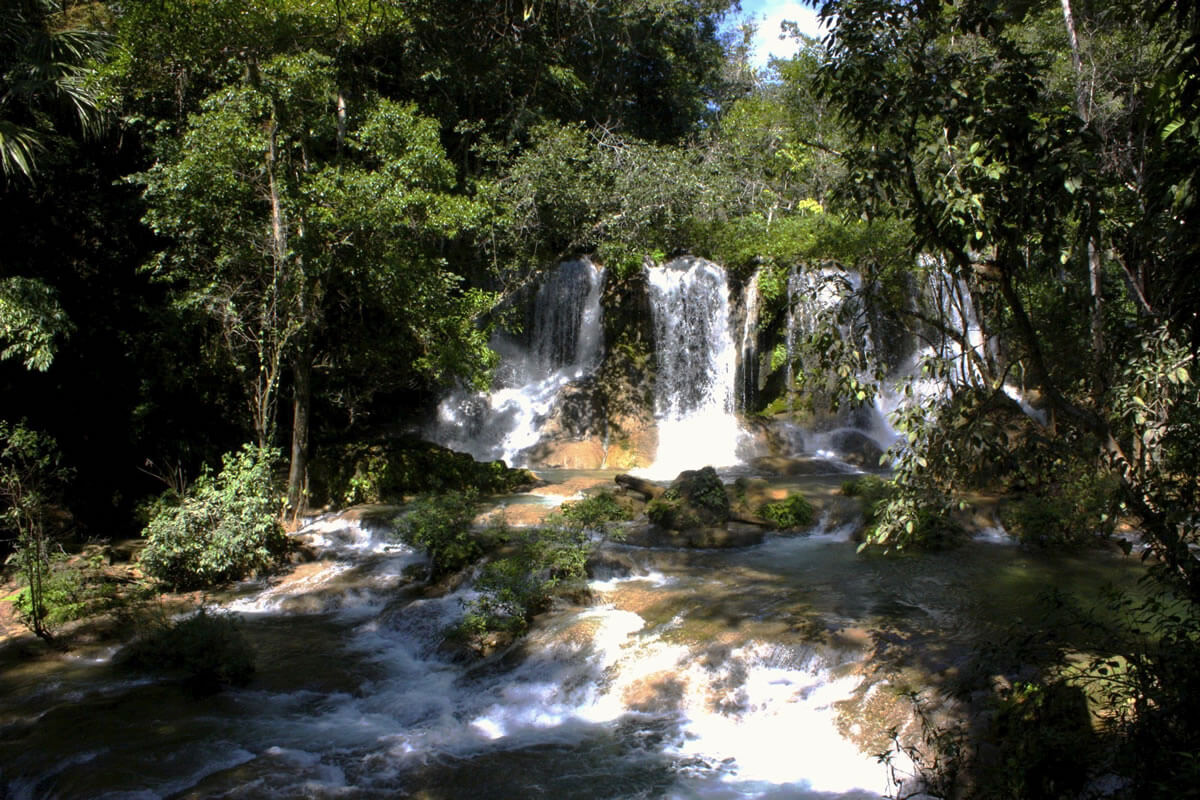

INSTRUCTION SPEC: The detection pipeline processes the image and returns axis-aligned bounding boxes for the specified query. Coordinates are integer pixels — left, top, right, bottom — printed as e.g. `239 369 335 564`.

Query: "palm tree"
1 0 109 181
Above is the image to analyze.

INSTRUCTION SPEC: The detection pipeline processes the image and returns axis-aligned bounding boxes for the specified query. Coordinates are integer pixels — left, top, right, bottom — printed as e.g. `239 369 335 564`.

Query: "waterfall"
434 259 605 464
643 257 744 477
532 258 604 375
783 267 899 462
738 269 761 412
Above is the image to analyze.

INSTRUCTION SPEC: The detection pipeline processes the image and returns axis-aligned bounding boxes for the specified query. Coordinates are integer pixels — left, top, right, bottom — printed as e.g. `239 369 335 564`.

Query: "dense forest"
2 0 1199 797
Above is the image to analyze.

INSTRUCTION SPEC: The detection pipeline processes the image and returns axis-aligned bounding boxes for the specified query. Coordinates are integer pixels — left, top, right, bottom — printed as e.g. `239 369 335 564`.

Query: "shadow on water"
0 507 1151 800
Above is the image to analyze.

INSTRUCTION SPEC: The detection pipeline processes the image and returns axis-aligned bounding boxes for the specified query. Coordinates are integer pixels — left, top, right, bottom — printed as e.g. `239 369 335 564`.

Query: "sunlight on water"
643 258 748 477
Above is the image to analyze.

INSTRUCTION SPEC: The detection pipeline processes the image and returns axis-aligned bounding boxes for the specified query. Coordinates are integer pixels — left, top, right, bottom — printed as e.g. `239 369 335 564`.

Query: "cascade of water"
532 258 605 375
643 257 745 477
738 268 762 412
433 259 605 464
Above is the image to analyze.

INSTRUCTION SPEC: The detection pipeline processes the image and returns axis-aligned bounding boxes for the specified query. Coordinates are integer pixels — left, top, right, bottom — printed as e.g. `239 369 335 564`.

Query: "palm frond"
0 119 44 180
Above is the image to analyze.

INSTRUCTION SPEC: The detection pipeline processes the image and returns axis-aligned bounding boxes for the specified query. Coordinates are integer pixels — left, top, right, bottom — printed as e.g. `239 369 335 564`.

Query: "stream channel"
0 470 1143 799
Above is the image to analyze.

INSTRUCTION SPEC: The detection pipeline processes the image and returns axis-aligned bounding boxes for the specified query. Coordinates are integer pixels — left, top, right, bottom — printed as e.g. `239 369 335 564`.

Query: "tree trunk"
1061 0 1106 389
285 342 311 527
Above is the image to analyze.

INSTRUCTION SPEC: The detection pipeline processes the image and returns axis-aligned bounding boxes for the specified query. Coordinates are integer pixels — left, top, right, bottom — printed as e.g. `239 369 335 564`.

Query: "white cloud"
738 0 825 69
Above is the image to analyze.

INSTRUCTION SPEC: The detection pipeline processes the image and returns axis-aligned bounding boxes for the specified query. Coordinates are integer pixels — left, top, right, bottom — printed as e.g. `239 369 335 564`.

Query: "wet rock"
621 521 763 549
729 476 784 517
829 430 886 469
585 550 639 580
623 671 686 713
525 438 606 469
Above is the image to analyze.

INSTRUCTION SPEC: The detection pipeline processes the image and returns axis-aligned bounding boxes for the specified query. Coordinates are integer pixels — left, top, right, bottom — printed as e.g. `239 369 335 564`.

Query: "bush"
394 490 481 578
458 518 593 637
122 608 255 694
560 490 631 530
140 445 286 590
998 465 1120 549
759 493 814 530
310 437 536 506
845 476 966 551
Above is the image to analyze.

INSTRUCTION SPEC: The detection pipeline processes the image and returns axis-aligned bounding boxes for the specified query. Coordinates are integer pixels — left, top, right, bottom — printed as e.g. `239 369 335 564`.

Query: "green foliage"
998 469 1120 549
0 420 72 639
458 519 593 638
139 445 286 590
759 493 814 530
980 680 1095 799
122 608 255 694
0 276 74 371
10 551 102 628
394 490 481 579
845 475 965 552
1072 588 1200 797
560 491 631 531
313 439 535 507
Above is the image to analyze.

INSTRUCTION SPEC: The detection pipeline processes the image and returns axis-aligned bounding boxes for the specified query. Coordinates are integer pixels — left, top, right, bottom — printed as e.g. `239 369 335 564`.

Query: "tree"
0 420 72 640
1 0 108 181
137 51 494 522
818 0 1200 594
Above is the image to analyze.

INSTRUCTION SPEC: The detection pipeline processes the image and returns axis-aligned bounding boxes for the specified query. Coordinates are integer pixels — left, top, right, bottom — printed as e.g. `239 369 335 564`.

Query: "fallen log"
615 473 665 500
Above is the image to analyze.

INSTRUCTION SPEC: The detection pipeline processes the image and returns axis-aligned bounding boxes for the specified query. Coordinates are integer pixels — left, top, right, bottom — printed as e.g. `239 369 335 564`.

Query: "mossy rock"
647 470 727 530
758 493 815 530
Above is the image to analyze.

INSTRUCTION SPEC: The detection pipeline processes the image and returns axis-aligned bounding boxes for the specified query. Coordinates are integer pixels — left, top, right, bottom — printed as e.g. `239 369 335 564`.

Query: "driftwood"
728 510 771 527
615 473 665 500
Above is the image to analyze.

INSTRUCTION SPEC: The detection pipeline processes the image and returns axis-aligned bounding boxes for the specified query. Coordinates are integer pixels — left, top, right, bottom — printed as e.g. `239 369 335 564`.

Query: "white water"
185 517 889 797
434 259 605 464
643 257 748 478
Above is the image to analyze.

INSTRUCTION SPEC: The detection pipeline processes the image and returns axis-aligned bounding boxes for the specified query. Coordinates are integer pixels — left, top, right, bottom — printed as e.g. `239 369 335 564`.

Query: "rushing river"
0 472 1143 799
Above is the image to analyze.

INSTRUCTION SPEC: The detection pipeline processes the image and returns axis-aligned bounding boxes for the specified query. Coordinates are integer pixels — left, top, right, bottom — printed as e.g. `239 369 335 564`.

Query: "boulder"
829 430 886 469
646 466 731 531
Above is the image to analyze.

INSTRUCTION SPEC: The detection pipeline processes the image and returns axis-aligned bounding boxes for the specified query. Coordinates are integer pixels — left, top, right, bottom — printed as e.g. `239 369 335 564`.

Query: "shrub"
458 518 593 637
122 608 255 693
140 445 286 590
560 490 631 530
311 438 536 506
394 490 481 578
11 551 96 627
998 465 1120 548
759 493 815 530
1 420 73 639
845 476 965 551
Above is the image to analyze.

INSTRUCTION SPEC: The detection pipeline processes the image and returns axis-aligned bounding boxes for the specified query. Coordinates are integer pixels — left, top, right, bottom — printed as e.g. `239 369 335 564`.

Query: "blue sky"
727 0 825 69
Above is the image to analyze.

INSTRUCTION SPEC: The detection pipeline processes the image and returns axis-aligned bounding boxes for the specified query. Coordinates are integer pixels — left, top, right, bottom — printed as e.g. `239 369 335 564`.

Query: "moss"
759 493 815 530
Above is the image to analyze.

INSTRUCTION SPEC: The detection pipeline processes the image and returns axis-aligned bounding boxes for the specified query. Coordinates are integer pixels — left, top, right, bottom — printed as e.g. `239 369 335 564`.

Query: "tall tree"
818 0 1200 594
137 52 494 522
